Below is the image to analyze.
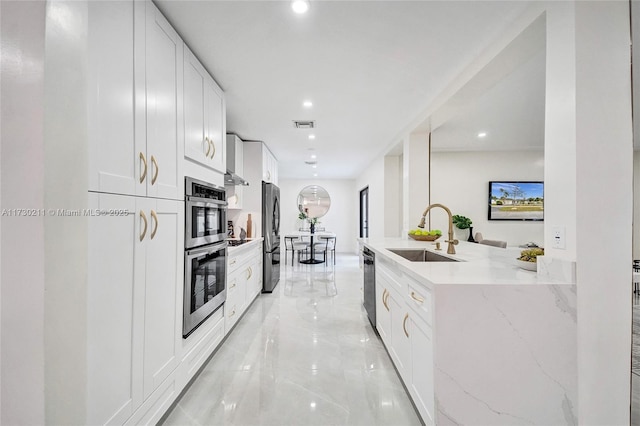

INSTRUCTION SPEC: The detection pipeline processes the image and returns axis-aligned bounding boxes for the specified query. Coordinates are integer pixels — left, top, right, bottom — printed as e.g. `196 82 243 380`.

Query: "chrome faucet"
418 203 459 254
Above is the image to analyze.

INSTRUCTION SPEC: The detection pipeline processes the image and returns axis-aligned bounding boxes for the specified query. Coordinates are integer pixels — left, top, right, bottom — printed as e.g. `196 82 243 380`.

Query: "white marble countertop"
361 237 574 286
226 238 262 253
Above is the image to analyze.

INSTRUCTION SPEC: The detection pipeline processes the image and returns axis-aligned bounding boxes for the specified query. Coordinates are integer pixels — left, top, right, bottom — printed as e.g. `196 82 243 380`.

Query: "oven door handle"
186 241 228 257
186 196 228 207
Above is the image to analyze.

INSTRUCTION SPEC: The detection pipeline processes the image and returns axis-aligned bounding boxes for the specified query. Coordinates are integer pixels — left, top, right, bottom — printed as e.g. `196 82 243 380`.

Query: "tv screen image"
488 181 543 221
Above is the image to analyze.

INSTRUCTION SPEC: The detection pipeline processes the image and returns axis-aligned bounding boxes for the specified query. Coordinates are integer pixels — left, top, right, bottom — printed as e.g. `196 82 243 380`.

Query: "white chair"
314 236 336 265
284 236 309 266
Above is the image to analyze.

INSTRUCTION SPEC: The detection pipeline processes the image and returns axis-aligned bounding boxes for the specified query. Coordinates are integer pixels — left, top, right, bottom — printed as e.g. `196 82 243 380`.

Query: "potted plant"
452 214 475 242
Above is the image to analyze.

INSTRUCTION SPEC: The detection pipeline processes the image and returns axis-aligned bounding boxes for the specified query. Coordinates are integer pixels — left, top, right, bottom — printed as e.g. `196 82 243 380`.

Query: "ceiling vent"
293 120 315 129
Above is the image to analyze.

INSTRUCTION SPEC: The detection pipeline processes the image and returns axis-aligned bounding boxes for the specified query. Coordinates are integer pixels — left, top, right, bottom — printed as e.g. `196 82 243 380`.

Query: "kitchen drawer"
228 242 261 273
406 280 432 326
376 259 407 294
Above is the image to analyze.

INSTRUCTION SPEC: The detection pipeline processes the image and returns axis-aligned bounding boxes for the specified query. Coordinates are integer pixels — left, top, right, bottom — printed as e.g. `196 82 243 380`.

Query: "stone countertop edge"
227 238 263 253
360 237 575 287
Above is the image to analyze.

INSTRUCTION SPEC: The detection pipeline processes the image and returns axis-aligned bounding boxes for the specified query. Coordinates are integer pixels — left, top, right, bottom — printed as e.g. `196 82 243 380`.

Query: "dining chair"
633 260 640 294
314 236 336 265
284 236 309 266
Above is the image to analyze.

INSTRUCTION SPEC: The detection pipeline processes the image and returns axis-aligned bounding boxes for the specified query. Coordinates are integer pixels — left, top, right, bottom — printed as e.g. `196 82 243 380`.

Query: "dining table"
287 229 335 264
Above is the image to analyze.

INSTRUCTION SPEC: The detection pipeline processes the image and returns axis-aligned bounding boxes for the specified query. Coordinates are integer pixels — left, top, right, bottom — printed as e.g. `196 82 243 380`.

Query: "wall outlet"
552 226 565 249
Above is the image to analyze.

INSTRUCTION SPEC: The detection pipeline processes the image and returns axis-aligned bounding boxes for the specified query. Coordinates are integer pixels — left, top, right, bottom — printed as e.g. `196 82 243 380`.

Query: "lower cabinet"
225 241 263 333
87 192 183 425
375 259 435 425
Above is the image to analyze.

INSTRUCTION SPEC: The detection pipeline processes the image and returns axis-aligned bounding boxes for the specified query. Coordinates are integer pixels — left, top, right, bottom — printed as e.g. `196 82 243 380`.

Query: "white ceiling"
155 0 533 179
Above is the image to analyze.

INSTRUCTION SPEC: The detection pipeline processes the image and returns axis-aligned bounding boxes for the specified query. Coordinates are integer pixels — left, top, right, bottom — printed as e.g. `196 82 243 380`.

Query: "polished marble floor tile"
162 254 422 426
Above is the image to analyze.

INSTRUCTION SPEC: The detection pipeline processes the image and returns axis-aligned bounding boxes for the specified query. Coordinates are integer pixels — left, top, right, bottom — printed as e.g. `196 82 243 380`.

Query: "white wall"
430 150 544 246
0 1 46 424
279 179 358 253
571 2 632 422
384 155 402 237
356 155 386 241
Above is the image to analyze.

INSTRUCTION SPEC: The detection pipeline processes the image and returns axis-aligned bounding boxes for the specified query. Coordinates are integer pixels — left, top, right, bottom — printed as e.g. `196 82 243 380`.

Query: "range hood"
225 135 249 186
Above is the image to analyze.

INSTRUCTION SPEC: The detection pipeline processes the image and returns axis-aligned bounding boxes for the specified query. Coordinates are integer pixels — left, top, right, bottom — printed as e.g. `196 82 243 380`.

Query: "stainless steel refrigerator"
262 182 281 292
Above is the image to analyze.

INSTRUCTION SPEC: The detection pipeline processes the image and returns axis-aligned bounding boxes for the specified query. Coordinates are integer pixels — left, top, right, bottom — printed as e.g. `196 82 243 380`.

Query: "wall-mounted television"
488 181 544 221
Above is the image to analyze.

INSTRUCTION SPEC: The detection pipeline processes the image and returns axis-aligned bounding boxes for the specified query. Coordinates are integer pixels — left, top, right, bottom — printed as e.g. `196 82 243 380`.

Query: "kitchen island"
361 238 576 425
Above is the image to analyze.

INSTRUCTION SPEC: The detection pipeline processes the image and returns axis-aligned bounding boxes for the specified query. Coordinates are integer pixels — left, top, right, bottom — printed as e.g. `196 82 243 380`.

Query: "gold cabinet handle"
210 139 216 159
410 291 424 304
403 313 409 338
205 137 211 157
151 155 159 185
230 259 237 266
229 309 236 317
382 289 389 311
139 152 147 183
230 279 237 289
150 210 158 240
139 210 148 241
247 266 252 280
266 170 271 181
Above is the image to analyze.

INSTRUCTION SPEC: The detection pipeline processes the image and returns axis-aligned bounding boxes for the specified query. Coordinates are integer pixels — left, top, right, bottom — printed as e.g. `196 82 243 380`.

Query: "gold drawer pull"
139 152 147 183
247 266 252 279
403 313 409 338
382 289 389 311
210 139 216 158
410 291 424 304
205 137 211 157
150 210 158 239
151 155 159 185
139 210 148 241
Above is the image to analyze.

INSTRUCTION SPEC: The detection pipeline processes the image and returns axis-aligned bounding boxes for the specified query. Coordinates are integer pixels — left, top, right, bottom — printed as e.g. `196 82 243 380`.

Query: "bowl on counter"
408 233 442 242
516 259 537 271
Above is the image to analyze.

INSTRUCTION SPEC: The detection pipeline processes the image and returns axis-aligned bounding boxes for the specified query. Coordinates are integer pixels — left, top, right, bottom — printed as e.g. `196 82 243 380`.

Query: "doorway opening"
360 186 369 238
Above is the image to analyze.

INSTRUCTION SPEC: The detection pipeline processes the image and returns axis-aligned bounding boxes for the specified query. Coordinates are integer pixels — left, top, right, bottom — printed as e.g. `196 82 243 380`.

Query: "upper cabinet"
88 0 182 200
183 46 226 174
142 2 183 200
262 147 278 185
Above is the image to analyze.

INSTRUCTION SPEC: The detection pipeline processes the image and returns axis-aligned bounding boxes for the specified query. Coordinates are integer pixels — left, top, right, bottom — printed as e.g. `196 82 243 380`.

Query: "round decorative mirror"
297 185 331 218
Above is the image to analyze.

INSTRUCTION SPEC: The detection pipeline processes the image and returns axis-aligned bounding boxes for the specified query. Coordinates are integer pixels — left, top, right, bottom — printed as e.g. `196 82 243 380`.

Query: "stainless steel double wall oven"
183 177 228 337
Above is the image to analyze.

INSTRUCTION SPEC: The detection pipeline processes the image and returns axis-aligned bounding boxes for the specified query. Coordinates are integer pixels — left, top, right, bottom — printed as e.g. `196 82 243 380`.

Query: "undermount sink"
387 249 459 262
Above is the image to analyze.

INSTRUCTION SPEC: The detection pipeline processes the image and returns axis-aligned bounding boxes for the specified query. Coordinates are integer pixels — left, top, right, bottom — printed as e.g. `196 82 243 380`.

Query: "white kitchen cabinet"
225 241 263 333
141 197 183 400
142 2 183 200
183 45 226 174
376 283 391 345
409 314 435 424
87 193 139 425
375 258 435 426
87 0 137 197
262 147 278 184
225 134 244 209
87 192 183 425
88 1 182 200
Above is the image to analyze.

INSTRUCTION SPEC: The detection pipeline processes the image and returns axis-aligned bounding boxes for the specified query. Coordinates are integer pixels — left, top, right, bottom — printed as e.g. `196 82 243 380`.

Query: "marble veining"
162 255 422 426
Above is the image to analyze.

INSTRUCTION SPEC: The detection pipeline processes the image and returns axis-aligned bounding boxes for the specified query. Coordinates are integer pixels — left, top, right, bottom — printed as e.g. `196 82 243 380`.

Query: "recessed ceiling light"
291 0 310 14
313 173 318 177
308 134 315 140
303 100 313 108
312 164 317 169
311 154 316 159
477 132 487 138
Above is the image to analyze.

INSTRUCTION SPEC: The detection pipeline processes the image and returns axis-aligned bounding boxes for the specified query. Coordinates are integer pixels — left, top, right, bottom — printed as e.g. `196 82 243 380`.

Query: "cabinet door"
389 293 410 378
142 198 183 399
87 192 142 424
184 47 208 166
409 316 435 424
88 1 140 196
205 77 226 173
376 283 391 345
145 2 182 200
